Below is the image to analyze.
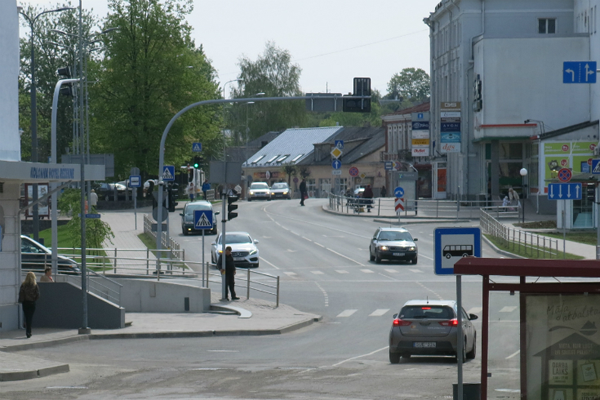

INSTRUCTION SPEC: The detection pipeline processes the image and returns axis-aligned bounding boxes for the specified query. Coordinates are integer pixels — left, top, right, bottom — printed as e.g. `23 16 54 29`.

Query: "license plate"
234 257 244 261
413 342 436 348
393 252 405 256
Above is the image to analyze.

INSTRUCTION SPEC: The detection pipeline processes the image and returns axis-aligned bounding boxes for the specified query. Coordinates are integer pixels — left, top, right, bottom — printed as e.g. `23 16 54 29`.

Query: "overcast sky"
23 0 439 95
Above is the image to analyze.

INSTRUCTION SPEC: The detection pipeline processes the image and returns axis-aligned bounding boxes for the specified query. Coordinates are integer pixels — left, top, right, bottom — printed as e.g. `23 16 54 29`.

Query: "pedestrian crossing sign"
592 159 600 174
162 165 175 181
192 142 202 152
194 210 213 230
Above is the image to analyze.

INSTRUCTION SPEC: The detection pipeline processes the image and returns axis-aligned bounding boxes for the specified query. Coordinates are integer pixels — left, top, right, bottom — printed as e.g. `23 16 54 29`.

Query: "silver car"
270 182 291 199
389 300 477 363
248 182 271 201
369 227 418 264
211 231 260 268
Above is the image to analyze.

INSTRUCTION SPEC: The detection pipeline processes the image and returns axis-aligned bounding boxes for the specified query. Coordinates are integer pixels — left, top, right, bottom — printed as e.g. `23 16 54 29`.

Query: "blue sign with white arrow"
548 183 582 200
332 159 341 170
563 61 597 83
192 142 202 152
592 159 600 174
193 210 213 230
394 186 404 198
162 165 175 181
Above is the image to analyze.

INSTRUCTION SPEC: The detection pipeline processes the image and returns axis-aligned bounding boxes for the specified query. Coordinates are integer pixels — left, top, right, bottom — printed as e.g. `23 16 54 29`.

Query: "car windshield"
378 231 413 241
272 183 288 189
400 306 454 319
251 183 269 189
187 203 212 213
219 234 252 244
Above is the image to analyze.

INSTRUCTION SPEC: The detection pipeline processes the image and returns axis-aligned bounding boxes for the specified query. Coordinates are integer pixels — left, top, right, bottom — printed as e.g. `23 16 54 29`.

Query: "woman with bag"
19 272 40 338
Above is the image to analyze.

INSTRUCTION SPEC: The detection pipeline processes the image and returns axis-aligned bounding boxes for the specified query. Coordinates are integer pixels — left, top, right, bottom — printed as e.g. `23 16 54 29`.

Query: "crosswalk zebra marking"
284 272 296 276
385 269 398 273
369 309 390 317
311 271 324 275
409 269 423 273
336 270 349 274
336 309 357 318
499 306 518 313
361 269 374 274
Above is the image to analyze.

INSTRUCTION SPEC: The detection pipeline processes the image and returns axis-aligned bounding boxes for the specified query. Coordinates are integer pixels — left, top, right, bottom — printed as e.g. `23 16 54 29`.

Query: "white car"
211 231 260 268
248 182 271 201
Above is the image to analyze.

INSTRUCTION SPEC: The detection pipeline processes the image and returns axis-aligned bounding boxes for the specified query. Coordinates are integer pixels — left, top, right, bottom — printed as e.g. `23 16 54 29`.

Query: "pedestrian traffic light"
192 156 203 169
227 195 239 221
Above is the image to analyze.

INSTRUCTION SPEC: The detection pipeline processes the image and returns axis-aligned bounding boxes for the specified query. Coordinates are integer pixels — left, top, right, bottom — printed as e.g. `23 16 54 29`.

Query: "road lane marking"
335 270 349 274
409 269 423 273
302 236 312 241
315 282 328 307
311 271 324 275
336 309 357 318
361 269 374 273
369 309 389 317
417 281 443 300
506 350 520 359
207 350 239 353
259 257 279 270
384 269 398 273
327 248 364 266
314 242 325 248
284 272 297 276
468 307 482 314
331 346 388 367
499 306 518 313
286 249 298 253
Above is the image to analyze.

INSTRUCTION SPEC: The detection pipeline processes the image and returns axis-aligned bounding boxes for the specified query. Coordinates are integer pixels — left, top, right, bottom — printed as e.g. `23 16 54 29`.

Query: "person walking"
217 246 239 301
18 272 40 338
40 267 54 282
380 185 387 197
299 179 307 206
362 184 374 212
202 180 211 200
89 189 98 210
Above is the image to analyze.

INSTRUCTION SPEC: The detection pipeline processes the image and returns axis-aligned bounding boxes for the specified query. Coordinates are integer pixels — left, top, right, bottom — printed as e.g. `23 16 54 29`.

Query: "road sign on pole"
548 183 582 200
331 147 343 159
129 175 141 188
394 186 404 198
349 167 359 177
192 142 202 152
162 165 175 181
332 159 342 170
193 210 213 230
592 159 600 174
335 140 344 150
434 227 482 275
563 61 597 83
395 197 404 213
557 168 572 183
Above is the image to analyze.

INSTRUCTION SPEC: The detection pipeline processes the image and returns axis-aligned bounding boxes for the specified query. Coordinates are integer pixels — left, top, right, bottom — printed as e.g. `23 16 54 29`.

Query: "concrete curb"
0 360 70 382
372 218 471 225
481 235 525 259
0 334 89 353
210 304 252 319
322 205 472 225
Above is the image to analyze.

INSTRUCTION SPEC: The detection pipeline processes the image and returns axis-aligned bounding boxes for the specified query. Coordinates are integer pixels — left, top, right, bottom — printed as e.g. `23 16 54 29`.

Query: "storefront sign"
412 148 430 156
440 102 461 153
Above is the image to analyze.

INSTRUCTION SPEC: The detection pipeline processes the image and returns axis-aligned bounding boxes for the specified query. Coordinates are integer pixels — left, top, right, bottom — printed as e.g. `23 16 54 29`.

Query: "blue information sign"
162 165 175 181
335 140 344 150
394 187 404 198
193 210 213 230
434 227 482 275
332 159 341 170
129 175 141 188
192 142 202 152
85 214 101 219
563 61 597 83
592 159 600 174
548 183 582 200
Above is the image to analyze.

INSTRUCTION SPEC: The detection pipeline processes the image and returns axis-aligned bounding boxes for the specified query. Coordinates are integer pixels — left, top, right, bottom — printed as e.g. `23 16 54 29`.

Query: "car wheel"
369 250 375 262
456 340 467 363
375 253 382 264
248 198 252 202
267 198 271 201
182 229 188 236
389 351 400 364
411 257 417 264
466 334 476 360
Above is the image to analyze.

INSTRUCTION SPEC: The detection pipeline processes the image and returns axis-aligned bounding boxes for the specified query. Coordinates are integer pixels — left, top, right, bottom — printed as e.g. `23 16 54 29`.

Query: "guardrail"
480 209 560 258
143 214 182 258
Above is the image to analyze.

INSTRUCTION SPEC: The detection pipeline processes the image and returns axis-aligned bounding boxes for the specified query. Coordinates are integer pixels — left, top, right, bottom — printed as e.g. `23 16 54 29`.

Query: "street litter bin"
453 383 481 400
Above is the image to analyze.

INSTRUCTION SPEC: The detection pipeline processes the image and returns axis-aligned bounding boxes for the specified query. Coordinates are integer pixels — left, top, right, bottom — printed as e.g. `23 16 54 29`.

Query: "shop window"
499 143 523 160
539 18 556 34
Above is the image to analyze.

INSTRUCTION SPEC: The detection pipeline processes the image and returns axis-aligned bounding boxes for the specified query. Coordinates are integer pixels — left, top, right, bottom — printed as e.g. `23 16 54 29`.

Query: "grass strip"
137 232 189 270
484 234 584 260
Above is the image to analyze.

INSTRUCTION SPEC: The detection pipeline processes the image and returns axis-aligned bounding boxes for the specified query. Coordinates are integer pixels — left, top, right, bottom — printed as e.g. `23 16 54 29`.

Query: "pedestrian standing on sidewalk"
18 272 40 338
362 184 374 212
299 179 307 206
89 189 98 210
40 267 54 282
508 187 520 210
380 185 387 197
217 246 239 301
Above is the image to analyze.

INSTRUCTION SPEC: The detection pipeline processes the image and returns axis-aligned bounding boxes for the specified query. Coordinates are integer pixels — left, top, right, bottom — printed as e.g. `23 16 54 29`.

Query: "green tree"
91 0 222 179
229 42 306 144
386 68 430 105
281 163 297 187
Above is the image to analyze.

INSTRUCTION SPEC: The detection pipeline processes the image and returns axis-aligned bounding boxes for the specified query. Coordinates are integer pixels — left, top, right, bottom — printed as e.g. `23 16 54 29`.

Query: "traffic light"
167 183 178 212
192 155 203 168
343 77 371 113
227 195 239 220
57 67 73 96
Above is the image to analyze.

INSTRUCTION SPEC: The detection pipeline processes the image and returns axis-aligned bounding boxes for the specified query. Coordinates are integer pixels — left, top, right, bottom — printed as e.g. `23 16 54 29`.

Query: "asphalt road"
1 198 524 399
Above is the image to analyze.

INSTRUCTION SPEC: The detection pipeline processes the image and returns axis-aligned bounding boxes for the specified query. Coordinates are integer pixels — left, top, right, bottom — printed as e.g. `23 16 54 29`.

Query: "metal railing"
143 214 182 258
480 209 560 258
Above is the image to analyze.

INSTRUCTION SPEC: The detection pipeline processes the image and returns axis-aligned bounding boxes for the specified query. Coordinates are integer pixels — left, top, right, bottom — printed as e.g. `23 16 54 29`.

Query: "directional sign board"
192 142 202 152
394 186 404 198
162 165 175 181
85 213 101 219
563 61 597 83
548 183 582 200
332 159 342 170
434 227 482 275
335 140 344 150
384 161 394 171
193 210 213 230
592 159 600 174
557 168 572 183
129 175 141 188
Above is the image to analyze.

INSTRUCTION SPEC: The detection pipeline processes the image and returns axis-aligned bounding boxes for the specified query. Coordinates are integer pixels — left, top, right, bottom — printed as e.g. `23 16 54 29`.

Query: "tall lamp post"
19 6 74 241
520 168 528 223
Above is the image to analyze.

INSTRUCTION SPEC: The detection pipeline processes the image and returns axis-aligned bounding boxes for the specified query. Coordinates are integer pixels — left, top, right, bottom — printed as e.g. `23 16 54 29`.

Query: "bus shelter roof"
454 257 600 278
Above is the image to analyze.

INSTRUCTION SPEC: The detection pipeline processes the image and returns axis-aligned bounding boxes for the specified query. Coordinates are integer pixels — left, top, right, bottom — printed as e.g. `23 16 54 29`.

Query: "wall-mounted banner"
440 102 461 153
412 148 430 156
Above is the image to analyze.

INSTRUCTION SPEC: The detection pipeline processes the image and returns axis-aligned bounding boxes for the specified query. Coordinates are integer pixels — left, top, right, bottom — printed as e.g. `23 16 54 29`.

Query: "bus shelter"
455 258 600 400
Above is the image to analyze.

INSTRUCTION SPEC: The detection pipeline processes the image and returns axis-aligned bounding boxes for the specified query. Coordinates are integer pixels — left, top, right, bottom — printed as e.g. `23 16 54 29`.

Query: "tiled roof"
243 126 342 167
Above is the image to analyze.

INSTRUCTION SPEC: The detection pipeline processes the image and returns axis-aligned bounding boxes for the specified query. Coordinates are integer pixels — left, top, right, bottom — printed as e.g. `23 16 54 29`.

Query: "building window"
538 18 556 34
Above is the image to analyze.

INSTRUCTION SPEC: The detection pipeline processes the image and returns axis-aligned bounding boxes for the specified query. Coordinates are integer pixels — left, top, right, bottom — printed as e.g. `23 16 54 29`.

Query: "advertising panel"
543 141 595 192
440 102 461 153
411 111 430 157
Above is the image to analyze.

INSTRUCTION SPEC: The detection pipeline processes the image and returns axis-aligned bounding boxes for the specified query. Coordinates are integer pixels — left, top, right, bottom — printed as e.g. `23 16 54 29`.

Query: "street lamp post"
520 168 528 223
19 6 74 241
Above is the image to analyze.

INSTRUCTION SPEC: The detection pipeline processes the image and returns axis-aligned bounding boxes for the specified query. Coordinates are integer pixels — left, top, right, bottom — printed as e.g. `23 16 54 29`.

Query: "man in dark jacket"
217 246 238 300
362 185 374 212
299 179 307 206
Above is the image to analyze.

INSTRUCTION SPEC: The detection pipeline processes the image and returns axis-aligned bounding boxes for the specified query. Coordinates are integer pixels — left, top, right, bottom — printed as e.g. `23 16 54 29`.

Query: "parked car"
180 200 219 235
270 182 291 199
369 227 418 264
247 182 271 201
94 182 127 201
389 300 478 363
211 231 259 268
20 235 81 274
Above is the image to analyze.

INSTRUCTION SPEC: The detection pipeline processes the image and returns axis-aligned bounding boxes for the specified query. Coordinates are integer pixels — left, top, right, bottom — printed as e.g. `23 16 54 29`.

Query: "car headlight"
249 191 254 195
408 246 416 251
249 249 257 255
283 191 288 194
271 192 275 195
379 245 389 251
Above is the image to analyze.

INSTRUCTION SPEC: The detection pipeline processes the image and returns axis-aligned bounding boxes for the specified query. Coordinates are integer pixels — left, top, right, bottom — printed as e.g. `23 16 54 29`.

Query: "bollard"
247 268 251 299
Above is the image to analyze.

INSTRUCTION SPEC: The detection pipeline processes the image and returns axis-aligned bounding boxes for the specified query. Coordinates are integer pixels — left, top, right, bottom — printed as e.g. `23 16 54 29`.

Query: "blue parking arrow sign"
548 183 582 200
194 210 213 230
563 61 597 83
434 227 481 275
394 186 404 198
162 165 175 181
192 142 202 152
332 159 342 170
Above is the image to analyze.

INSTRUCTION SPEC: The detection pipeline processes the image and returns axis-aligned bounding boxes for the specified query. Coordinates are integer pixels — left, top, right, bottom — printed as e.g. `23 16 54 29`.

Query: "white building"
427 0 600 226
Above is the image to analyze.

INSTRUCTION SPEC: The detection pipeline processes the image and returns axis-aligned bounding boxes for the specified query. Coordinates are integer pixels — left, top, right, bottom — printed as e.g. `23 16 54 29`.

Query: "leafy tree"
281 163 297 187
229 42 306 144
91 0 222 179
386 68 430 105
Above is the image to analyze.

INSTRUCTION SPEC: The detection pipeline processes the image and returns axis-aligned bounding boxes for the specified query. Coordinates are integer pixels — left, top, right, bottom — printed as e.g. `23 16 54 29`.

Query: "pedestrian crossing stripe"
195 212 212 228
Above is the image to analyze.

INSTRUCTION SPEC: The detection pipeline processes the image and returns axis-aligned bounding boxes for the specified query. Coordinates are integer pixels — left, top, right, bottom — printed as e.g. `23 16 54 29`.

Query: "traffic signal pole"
221 189 227 300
